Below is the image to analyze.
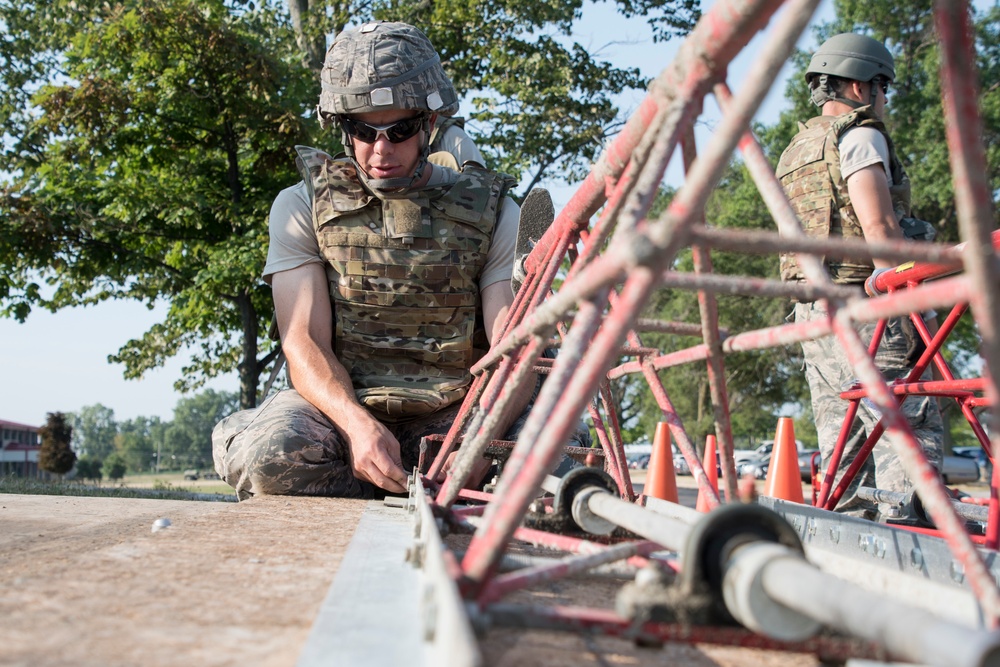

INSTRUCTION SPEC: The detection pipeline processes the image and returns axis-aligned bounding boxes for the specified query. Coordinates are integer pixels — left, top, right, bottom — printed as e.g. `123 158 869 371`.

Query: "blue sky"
1 0 836 426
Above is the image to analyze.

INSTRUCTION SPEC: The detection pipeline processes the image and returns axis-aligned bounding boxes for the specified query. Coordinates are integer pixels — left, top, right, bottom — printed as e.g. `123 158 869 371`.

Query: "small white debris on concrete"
151 518 172 533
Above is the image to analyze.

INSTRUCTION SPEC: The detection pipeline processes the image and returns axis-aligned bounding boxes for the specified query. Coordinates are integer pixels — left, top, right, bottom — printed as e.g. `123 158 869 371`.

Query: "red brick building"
1 419 41 477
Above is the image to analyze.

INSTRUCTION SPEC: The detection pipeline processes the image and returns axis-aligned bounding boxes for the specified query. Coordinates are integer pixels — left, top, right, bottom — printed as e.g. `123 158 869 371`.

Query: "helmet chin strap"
345 116 434 198
867 82 879 108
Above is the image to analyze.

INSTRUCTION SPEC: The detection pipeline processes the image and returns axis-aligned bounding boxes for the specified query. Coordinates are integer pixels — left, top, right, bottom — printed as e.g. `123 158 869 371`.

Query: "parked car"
798 449 820 482
745 447 978 485
736 456 757 477
749 457 770 480
941 453 981 485
952 446 993 482
733 439 806 465
183 469 200 481
733 443 773 465
673 453 691 476
738 448 819 482
628 454 650 470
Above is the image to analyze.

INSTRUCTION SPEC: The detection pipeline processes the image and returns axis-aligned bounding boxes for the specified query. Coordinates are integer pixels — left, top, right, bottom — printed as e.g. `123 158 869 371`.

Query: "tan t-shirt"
263 163 519 290
839 126 893 185
432 123 485 167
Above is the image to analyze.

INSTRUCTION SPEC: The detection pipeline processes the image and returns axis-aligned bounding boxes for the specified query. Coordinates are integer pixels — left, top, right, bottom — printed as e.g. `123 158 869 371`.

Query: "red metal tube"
477 541 658 605
485 604 883 661
935 6 1000 553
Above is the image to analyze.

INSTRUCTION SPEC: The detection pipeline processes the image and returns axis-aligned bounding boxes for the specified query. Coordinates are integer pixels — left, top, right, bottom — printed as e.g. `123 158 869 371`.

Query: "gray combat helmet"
318 21 459 123
807 33 895 84
806 33 894 108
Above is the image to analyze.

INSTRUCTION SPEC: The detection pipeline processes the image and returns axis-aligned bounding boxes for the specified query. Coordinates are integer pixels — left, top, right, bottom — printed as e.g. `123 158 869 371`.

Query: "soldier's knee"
243 428 339 496
245 466 294 496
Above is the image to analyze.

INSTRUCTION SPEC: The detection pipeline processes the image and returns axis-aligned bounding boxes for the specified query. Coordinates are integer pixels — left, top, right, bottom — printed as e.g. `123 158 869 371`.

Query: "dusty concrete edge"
296 501 424 667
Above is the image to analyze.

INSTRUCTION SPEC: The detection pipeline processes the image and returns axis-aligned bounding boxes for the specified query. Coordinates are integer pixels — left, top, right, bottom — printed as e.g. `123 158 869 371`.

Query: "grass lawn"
0 472 236 501
121 471 235 496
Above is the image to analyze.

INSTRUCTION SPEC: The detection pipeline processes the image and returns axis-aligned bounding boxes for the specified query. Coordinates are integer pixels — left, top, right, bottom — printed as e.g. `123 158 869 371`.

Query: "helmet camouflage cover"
319 21 459 121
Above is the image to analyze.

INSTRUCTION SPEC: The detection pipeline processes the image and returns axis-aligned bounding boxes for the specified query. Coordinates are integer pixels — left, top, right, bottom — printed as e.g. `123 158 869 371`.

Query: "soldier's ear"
850 80 866 103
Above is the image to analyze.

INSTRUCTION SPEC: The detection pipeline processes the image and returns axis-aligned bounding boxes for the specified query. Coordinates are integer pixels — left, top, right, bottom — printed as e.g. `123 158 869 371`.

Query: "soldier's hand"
345 418 408 493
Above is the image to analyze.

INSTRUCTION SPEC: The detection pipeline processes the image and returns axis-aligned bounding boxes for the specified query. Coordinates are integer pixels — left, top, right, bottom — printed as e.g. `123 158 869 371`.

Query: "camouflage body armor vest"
294 146 514 422
776 106 910 284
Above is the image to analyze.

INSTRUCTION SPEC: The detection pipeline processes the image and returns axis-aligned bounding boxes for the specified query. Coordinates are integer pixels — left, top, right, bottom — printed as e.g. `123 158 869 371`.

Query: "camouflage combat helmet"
806 33 894 108
318 21 459 123
317 21 459 194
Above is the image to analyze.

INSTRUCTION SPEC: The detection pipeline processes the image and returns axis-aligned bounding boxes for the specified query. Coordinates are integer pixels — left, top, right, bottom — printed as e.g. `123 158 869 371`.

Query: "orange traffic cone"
644 422 679 503
763 417 804 503
695 434 720 512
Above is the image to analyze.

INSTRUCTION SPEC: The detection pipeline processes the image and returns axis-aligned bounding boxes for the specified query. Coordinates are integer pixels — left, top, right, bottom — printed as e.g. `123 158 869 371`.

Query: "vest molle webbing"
775 106 910 284
294 146 513 421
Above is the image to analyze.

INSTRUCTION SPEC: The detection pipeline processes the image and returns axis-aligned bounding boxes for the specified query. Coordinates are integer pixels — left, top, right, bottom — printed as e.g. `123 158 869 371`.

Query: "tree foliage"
74 455 104 483
117 416 167 473
103 452 128 482
1 0 701 409
284 0 701 192
1 0 311 409
39 411 77 476
68 390 238 474
68 404 119 460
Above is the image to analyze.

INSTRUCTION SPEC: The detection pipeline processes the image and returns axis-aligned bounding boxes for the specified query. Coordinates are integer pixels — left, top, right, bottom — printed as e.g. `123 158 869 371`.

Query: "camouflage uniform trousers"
212 387 593 501
795 301 943 520
212 389 465 501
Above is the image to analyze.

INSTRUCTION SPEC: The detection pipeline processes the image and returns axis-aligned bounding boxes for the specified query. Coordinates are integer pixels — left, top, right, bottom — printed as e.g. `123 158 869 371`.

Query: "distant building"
1 419 41 477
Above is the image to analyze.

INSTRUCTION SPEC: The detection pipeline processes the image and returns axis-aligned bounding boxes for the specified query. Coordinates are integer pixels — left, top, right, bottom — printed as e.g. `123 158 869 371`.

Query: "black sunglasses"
872 77 891 96
339 115 426 144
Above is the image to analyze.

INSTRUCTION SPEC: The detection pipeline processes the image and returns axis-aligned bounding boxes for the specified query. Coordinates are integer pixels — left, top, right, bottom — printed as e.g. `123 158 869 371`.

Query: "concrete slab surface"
3 486 918 667
0 494 366 667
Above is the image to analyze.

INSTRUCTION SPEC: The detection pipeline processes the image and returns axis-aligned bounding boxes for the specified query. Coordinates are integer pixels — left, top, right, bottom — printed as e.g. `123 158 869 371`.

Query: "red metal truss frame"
413 0 1000 659
815 233 1000 548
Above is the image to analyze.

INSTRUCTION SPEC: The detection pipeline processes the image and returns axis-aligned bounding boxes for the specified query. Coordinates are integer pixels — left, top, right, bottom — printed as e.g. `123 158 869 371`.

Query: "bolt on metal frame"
409 0 1000 661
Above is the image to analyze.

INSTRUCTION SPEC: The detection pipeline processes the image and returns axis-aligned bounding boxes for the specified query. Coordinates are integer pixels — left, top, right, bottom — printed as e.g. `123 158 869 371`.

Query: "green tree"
1 0 305 410
103 453 128 483
285 0 701 191
39 412 77 477
74 456 104 484
616 169 811 449
1 0 702 412
116 416 166 473
68 404 119 461
163 389 239 469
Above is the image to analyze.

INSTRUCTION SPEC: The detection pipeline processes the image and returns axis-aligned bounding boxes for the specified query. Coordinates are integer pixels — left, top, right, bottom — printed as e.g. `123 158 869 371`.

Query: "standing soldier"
777 33 943 520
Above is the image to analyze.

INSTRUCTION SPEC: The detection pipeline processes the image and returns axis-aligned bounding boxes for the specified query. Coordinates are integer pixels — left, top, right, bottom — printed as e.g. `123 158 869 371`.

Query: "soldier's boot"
511 187 555 295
